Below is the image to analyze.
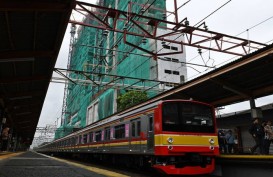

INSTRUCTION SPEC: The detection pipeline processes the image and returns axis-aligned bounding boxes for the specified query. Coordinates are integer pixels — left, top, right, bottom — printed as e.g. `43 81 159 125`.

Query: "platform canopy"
0 0 75 141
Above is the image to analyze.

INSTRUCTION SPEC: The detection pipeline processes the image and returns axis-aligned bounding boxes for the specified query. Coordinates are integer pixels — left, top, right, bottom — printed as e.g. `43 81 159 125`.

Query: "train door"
147 114 154 150
130 118 141 151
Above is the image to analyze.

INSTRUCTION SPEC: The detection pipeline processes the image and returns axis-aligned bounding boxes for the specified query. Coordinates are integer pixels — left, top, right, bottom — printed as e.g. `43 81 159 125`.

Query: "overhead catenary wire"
155 0 232 64
193 0 232 27
188 14 273 64
69 1 271 98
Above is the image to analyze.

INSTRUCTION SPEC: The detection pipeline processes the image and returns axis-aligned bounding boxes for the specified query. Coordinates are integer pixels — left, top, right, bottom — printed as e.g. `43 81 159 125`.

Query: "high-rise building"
55 0 187 139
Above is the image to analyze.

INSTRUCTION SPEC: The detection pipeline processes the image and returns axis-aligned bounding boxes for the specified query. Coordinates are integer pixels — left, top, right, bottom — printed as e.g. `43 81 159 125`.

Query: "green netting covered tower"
55 0 187 139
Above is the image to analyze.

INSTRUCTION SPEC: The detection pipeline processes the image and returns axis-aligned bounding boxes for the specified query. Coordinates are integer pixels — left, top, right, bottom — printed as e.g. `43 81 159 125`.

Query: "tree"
117 90 148 111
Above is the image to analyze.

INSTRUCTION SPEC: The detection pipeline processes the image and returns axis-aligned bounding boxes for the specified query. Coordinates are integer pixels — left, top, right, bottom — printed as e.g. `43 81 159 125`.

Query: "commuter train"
36 99 219 175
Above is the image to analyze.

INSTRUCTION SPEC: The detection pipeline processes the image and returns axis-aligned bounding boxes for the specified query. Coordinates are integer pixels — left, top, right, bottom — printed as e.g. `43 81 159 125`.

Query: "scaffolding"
54 0 170 139
54 0 266 139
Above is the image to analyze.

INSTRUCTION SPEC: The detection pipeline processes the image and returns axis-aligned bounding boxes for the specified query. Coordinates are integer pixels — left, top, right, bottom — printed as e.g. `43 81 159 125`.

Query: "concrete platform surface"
0 151 107 177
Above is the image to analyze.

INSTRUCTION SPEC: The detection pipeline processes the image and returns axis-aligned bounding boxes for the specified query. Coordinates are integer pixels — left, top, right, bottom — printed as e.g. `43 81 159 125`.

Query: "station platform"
0 151 129 177
214 154 273 177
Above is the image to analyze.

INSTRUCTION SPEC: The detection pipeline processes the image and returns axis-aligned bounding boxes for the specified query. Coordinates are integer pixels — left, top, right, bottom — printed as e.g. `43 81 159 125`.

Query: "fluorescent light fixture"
10 96 32 100
17 120 32 124
15 112 32 116
0 58 35 63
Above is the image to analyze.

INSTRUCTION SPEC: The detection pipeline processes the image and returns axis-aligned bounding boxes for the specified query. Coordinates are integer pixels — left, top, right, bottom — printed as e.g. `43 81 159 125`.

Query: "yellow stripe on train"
154 134 219 146
70 140 148 149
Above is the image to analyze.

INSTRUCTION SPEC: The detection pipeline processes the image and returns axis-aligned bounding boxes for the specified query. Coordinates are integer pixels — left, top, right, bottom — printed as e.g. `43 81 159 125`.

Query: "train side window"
132 122 136 137
131 119 141 137
95 131 102 142
89 132 93 143
71 138 74 145
79 135 82 144
148 114 154 131
83 134 88 144
70 138 73 145
105 127 111 141
115 124 125 139
137 121 141 136
75 136 79 145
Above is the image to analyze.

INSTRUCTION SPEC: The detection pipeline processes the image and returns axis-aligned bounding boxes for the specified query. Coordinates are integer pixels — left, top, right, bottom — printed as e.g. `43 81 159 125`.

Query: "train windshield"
162 101 215 133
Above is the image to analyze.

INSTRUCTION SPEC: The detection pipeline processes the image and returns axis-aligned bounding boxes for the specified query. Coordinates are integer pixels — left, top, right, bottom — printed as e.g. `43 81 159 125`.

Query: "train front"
152 100 219 175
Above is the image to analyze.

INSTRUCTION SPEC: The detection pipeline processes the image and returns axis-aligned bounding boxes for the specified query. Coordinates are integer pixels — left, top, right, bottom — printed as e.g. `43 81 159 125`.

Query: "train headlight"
167 137 174 144
209 138 215 145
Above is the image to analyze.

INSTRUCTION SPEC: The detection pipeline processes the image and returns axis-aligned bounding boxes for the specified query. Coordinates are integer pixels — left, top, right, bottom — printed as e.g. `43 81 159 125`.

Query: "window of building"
87 106 93 125
171 46 178 51
164 69 172 74
173 71 180 75
162 45 171 49
180 75 185 83
87 101 99 125
164 57 172 61
165 83 174 87
172 58 179 62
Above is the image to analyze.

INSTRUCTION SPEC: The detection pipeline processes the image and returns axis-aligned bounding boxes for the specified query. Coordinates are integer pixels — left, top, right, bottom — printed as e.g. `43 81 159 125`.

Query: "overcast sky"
37 0 273 128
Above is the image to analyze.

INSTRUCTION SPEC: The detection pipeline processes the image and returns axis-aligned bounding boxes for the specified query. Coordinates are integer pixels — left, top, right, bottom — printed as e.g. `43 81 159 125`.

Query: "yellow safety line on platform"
50 156 130 177
220 155 273 159
0 152 24 160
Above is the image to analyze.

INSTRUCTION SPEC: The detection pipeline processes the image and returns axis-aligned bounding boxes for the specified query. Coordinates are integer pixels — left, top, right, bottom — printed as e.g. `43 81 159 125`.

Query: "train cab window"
105 127 111 141
162 101 215 133
95 131 102 142
89 132 93 143
115 124 125 139
83 134 88 144
163 103 179 125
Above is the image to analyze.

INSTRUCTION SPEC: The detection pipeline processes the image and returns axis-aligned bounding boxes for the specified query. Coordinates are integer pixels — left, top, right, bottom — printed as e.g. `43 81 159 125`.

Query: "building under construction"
55 0 187 139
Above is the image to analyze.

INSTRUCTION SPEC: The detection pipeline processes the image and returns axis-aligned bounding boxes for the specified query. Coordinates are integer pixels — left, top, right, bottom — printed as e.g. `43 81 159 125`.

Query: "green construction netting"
98 89 114 119
56 0 166 139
